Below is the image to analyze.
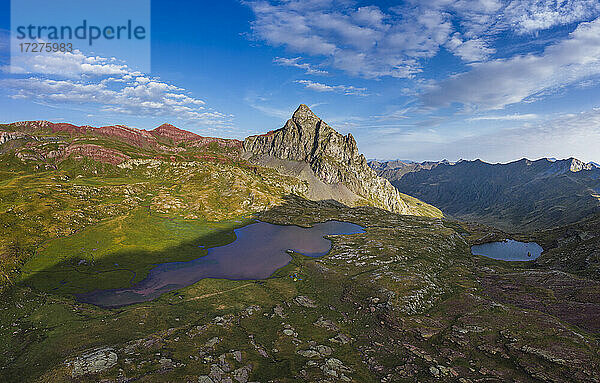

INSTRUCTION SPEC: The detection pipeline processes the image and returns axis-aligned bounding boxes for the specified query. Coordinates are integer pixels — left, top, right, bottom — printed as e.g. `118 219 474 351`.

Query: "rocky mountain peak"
569 157 594 172
243 104 422 214
292 104 320 126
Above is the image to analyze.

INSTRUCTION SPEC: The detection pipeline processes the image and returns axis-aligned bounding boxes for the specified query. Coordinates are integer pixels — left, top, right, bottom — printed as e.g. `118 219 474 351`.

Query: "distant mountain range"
368 159 452 182
370 157 600 232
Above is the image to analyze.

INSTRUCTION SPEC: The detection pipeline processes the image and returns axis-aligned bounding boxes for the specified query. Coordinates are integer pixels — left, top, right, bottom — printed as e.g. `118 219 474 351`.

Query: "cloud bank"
3 49 231 126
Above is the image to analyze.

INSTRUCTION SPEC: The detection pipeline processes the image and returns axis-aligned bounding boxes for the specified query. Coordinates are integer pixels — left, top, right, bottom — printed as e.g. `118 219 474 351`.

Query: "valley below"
1 106 599 382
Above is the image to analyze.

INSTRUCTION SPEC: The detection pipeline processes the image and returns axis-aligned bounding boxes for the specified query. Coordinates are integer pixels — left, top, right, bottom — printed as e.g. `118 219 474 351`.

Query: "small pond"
77 220 364 308
471 239 543 261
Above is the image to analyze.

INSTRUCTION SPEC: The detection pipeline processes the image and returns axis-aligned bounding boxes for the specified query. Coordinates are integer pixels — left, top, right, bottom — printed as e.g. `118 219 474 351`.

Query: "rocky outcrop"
0 131 28 145
64 144 130 165
65 347 118 378
188 137 243 149
243 104 415 214
569 158 594 172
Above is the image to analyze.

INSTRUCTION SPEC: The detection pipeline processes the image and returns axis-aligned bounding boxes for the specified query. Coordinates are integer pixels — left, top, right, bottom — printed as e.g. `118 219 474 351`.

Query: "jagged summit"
243 104 435 215
292 103 320 124
289 103 360 145
246 103 361 164
294 103 312 113
568 157 594 172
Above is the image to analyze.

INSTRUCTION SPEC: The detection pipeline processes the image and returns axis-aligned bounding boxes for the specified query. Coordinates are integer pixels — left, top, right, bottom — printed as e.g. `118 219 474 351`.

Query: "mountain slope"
368 159 449 182
0 110 441 282
376 158 600 231
2 117 600 382
0 110 440 218
531 211 600 281
244 105 441 217
3 196 600 382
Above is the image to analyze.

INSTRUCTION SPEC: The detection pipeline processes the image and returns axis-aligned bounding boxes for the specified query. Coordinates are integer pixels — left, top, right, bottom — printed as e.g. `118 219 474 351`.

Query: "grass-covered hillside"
1 121 599 382
0 120 439 284
0 197 598 382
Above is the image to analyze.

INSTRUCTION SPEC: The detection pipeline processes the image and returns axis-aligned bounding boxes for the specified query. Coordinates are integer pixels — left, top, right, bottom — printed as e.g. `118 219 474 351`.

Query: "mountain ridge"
370 157 599 176
0 105 440 217
5 120 243 149
2 111 600 383
372 157 600 231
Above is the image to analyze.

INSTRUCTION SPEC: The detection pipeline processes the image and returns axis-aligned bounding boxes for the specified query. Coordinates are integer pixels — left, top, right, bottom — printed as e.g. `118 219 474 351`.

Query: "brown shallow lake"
77 220 364 307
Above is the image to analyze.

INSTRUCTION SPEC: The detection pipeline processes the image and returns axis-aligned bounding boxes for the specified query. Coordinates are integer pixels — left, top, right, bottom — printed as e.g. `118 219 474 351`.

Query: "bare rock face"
64 144 130 165
243 104 413 214
65 347 118 378
0 131 28 144
569 158 594 172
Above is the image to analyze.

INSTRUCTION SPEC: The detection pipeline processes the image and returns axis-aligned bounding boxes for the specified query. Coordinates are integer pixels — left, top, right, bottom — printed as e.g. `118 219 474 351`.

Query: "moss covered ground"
0 196 598 382
1 124 599 382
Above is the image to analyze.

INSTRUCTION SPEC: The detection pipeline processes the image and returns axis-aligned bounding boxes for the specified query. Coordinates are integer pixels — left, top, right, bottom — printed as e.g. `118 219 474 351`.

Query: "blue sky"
1 0 600 163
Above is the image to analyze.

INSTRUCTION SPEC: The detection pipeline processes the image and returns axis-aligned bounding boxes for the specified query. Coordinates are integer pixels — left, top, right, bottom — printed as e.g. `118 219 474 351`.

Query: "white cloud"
9 50 131 77
245 0 506 77
359 107 600 163
353 5 386 27
447 107 600 162
467 113 539 121
1 49 230 126
446 34 496 62
417 0 503 36
371 108 414 121
2 77 227 125
246 0 600 77
504 0 600 34
246 1 450 78
244 94 294 119
422 17 600 110
295 79 368 96
273 57 328 74
135 76 151 84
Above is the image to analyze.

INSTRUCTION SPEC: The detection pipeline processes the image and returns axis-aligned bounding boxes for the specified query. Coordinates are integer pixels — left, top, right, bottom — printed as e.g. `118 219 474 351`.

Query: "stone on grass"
66 347 118 378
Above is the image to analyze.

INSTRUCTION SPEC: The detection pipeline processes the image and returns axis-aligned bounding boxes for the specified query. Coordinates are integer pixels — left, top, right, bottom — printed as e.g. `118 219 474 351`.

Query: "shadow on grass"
14 221 243 302
11 195 355 308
